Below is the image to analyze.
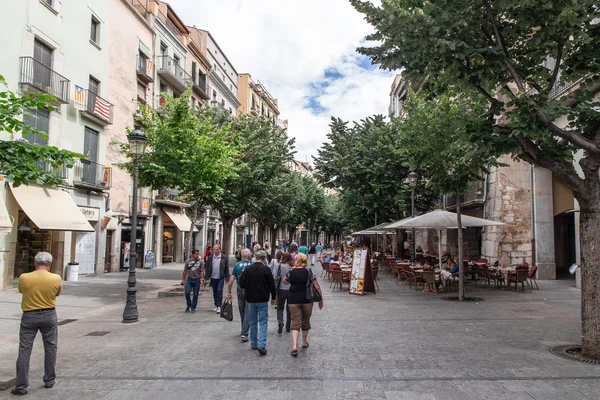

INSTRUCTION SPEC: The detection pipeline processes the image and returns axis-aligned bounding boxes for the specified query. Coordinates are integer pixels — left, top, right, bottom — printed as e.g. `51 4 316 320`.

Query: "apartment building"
237 73 280 125
0 0 113 288
197 29 241 114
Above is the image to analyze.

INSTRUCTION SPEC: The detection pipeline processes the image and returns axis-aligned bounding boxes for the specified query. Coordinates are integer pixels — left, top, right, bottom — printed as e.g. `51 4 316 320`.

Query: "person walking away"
227 249 252 342
235 245 242 262
239 250 276 356
181 249 204 313
12 252 62 395
269 251 282 309
316 242 323 258
289 242 299 263
299 244 308 255
205 244 229 314
285 253 323 357
275 252 293 334
308 243 317 267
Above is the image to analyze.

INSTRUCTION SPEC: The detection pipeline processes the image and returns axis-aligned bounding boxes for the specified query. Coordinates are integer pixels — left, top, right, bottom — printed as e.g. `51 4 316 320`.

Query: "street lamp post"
123 129 147 323
407 171 419 264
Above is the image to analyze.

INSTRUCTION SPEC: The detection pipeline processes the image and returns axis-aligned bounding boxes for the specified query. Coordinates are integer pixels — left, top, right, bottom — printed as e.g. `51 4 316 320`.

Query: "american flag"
93 96 111 120
73 85 85 110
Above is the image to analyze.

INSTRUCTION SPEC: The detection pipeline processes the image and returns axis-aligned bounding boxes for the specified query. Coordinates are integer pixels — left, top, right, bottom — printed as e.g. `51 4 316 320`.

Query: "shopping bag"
220 298 234 321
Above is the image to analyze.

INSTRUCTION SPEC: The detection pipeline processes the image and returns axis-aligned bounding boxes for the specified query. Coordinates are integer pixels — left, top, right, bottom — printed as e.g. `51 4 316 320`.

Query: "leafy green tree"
351 0 600 358
0 75 82 187
117 89 238 257
208 115 295 255
398 90 504 299
313 116 439 230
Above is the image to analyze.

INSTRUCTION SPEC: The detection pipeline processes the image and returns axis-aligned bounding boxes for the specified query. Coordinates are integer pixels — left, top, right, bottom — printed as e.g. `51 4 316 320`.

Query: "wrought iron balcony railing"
156 56 191 91
191 71 209 100
81 90 114 125
33 160 68 179
73 159 112 190
19 56 70 104
136 55 154 83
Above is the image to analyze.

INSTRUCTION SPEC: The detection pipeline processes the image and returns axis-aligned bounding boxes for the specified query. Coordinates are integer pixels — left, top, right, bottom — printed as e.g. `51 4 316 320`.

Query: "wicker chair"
528 265 539 290
508 266 531 292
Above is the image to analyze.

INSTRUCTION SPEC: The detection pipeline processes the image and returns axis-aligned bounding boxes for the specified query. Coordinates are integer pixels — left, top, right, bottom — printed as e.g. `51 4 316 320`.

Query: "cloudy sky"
168 0 395 163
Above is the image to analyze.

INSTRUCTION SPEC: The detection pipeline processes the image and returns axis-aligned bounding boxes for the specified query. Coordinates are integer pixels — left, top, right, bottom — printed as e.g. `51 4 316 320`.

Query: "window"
43 0 53 5
160 43 167 58
90 16 100 43
212 89 217 100
191 98 196 109
173 55 180 66
84 127 99 163
23 108 49 145
33 39 52 68
88 76 100 94
191 61 197 81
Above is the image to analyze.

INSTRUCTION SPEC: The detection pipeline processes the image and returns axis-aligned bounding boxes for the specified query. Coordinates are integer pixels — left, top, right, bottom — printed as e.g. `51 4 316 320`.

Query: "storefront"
161 208 196 263
121 222 145 270
9 184 94 278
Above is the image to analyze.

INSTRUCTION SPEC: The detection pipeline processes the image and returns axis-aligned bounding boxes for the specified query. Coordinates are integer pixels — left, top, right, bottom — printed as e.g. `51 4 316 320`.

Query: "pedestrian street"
1 261 598 400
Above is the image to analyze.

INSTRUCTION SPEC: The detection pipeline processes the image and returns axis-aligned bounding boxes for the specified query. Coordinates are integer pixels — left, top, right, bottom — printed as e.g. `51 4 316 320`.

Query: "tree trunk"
257 223 265 245
579 193 600 359
221 217 235 257
456 189 465 301
187 203 199 261
270 227 277 259
288 226 295 243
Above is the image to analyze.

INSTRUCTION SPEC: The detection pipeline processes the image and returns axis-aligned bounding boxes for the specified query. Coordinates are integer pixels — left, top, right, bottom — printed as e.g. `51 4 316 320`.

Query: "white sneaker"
213 307 218 312
216 307 221 313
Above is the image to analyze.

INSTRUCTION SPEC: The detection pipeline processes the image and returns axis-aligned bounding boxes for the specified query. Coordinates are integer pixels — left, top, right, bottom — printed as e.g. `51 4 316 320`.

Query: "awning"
9 184 94 232
0 194 13 232
163 209 198 232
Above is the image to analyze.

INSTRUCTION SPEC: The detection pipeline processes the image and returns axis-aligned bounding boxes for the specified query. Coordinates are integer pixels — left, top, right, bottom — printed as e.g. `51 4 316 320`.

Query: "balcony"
72 159 112 190
136 55 154 83
157 56 191 93
127 0 149 16
80 90 114 126
446 180 484 209
549 79 576 99
19 56 70 104
129 194 153 216
250 103 259 117
34 160 68 179
191 71 209 100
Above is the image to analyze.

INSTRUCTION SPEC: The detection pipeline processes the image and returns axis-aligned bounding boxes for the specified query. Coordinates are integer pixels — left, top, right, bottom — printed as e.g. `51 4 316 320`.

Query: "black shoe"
286 326 291 333
45 381 55 389
185 307 190 313
257 348 267 356
11 388 27 395
251 345 258 350
278 323 284 334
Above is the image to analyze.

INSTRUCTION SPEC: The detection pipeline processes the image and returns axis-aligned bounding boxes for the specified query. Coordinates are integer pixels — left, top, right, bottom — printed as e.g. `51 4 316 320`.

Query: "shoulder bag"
305 268 322 302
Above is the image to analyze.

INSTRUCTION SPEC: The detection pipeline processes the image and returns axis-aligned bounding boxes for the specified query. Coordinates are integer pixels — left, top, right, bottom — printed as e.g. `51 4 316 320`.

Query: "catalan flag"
93 96 111 121
73 85 85 110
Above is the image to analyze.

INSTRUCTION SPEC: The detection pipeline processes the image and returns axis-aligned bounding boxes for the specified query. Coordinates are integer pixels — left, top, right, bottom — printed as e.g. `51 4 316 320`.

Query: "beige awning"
163 209 198 232
0 196 12 232
9 184 94 232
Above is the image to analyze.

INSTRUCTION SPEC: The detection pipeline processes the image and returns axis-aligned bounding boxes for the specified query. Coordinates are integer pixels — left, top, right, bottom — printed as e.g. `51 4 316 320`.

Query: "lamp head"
407 171 419 188
127 129 147 157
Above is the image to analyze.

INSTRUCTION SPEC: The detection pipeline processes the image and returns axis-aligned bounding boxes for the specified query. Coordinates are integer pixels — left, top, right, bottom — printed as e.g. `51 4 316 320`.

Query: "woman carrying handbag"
284 253 323 357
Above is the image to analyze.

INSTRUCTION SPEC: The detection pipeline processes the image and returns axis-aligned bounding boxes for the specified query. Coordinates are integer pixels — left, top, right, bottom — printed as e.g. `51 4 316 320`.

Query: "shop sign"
0 227 11 235
79 206 100 222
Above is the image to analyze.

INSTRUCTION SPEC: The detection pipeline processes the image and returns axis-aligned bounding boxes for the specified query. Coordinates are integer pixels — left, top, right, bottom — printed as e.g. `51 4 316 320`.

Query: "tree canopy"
0 74 82 187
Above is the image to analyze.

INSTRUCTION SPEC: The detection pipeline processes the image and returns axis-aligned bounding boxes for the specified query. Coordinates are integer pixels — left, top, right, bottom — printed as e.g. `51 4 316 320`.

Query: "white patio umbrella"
384 210 505 269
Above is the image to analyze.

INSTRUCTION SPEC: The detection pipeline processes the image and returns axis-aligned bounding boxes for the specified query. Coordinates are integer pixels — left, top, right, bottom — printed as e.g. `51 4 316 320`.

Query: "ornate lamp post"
407 171 419 263
123 129 147 323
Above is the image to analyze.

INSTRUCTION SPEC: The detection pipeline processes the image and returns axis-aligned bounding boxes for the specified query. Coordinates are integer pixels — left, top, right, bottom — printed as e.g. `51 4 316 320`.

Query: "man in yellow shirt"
11 252 62 396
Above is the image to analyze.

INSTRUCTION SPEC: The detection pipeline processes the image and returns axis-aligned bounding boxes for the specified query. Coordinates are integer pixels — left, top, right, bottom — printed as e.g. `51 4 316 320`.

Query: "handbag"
305 268 322 303
220 298 234 321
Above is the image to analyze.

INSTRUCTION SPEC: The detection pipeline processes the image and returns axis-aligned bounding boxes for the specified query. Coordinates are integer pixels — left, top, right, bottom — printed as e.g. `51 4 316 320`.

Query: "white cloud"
168 0 395 162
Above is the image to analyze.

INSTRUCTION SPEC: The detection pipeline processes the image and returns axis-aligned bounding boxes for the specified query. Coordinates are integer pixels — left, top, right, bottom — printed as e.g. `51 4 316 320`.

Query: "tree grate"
441 296 484 302
549 344 600 365
58 319 78 326
85 331 111 337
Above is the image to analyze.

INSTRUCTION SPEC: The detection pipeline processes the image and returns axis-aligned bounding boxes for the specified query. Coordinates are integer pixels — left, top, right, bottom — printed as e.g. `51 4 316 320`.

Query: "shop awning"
163 209 198 232
9 184 94 232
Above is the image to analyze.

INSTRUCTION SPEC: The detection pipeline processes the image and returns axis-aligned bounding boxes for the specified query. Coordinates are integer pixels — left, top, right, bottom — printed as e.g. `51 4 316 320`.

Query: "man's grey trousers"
15 309 58 392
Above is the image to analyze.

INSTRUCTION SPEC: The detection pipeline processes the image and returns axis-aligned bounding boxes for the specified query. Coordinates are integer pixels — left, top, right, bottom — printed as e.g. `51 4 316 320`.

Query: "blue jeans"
237 286 249 337
247 302 269 349
210 278 225 308
185 279 200 310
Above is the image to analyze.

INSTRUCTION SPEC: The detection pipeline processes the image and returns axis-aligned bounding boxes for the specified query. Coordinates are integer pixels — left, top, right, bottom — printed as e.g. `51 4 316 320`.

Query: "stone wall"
482 156 533 266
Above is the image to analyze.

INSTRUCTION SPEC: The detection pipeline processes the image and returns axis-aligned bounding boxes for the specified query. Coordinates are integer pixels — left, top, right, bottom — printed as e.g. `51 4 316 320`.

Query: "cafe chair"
528 265 539 290
508 265 531 293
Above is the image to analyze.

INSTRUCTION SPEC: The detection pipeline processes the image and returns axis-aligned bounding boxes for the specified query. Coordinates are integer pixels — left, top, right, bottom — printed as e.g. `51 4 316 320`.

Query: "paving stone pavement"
0 263 598 399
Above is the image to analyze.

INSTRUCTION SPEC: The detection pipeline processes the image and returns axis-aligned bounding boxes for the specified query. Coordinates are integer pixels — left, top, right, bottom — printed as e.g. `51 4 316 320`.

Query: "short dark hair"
193 249 200 253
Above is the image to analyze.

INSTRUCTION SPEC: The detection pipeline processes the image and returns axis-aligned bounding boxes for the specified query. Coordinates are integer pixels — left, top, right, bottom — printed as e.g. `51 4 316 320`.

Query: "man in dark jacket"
239 250 276 356
205 244 229 314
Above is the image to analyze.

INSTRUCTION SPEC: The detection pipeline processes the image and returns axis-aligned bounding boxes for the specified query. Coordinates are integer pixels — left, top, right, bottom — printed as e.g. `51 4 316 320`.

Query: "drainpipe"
530 165 536 267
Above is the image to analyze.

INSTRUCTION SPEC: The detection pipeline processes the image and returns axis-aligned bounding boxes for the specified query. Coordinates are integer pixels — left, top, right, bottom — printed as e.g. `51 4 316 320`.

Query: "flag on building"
74 85 85 110
93 96 111 120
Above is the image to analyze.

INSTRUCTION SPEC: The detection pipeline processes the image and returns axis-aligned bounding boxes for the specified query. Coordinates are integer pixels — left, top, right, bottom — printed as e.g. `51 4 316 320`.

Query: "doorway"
105 230 113 273
554 212 576 279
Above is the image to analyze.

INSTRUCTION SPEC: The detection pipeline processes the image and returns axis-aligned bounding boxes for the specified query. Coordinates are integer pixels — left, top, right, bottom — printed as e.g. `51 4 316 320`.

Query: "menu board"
350 248 369 295
75 231 96 274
